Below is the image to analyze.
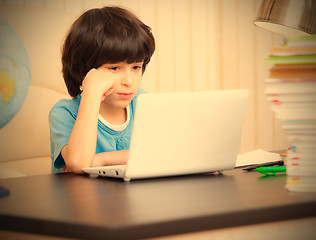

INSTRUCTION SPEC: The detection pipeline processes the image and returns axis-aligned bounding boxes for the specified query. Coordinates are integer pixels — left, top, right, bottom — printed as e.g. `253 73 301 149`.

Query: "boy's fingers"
101 87 115 101
104 87 115 96
61 165 69 172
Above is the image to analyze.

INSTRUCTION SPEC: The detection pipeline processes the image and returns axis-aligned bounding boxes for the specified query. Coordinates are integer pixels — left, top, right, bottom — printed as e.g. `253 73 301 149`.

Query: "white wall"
0 0 290 154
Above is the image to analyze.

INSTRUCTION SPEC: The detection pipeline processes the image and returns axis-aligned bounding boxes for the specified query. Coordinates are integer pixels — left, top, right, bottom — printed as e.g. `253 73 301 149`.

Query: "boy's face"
99 61 143 110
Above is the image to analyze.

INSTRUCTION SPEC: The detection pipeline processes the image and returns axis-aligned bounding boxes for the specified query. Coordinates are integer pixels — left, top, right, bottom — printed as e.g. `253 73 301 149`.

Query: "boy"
49 6 155 174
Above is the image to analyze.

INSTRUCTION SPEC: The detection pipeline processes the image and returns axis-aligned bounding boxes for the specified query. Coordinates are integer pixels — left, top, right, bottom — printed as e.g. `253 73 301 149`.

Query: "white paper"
235 149 281 167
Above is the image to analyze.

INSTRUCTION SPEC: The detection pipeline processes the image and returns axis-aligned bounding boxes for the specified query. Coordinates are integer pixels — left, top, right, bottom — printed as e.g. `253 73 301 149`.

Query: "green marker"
256 166 287 176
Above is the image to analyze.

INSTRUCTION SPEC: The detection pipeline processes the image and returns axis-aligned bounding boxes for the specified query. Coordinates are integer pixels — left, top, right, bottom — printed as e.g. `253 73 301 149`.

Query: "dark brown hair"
62 6 155 97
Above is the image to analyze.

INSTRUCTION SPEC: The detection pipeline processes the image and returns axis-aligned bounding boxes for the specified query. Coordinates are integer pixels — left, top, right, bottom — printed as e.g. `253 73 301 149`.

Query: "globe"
0 17 31 128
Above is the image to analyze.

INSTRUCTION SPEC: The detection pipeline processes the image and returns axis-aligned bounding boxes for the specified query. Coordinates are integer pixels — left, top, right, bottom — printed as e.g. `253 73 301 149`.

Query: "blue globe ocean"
0 17 31 128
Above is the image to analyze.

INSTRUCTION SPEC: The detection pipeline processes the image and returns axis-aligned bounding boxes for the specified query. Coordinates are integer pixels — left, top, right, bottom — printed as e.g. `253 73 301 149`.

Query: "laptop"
82 89 249 181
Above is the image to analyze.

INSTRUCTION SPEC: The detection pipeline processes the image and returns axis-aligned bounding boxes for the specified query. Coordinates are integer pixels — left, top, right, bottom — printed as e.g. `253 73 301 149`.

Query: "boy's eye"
109 66 119 71
133 65 142 70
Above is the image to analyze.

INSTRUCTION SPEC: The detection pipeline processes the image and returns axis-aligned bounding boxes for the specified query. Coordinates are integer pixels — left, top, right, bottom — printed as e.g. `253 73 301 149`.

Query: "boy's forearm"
62 90 102 173
92 150 129 167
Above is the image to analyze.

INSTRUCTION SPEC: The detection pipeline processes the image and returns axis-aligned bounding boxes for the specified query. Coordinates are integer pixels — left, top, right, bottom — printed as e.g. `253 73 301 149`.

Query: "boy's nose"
121 70 133 86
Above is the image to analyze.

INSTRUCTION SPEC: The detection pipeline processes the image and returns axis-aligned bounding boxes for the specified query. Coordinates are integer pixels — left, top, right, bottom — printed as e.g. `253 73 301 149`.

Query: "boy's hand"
61 165 70 172
81 67 116 101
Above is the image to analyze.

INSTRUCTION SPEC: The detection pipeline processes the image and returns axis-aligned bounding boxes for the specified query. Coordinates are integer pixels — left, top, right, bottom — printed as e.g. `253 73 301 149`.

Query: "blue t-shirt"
49 89 145 173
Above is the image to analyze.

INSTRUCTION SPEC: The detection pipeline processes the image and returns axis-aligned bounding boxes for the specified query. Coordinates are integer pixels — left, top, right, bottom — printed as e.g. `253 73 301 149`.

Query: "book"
264 79 316 94
286 35 316 47
269 64 316 78
266 93 316 103
270 46 316 56
265 55 316 64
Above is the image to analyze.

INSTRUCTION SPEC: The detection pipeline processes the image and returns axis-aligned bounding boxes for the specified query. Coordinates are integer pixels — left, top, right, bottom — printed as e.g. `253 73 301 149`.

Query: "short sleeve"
49 105 76 171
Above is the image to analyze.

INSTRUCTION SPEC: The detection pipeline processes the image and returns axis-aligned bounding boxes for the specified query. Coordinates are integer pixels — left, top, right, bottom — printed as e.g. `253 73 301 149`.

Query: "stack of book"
265 35 316 192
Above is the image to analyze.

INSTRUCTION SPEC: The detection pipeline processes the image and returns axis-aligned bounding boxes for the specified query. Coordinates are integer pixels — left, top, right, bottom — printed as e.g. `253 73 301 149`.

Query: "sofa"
0 85 68 178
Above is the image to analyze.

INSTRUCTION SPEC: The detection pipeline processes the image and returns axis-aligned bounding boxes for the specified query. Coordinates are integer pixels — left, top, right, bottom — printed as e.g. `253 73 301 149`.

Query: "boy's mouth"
117 92 133 99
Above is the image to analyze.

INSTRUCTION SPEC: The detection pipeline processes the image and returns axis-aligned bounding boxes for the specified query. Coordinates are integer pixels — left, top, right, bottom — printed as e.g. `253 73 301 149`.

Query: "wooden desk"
0 169 315 239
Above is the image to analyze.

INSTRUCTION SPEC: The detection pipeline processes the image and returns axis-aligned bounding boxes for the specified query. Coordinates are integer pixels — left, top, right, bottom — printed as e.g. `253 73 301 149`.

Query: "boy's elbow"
68 164 85 174
65 157 91 174
62 149 92 174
